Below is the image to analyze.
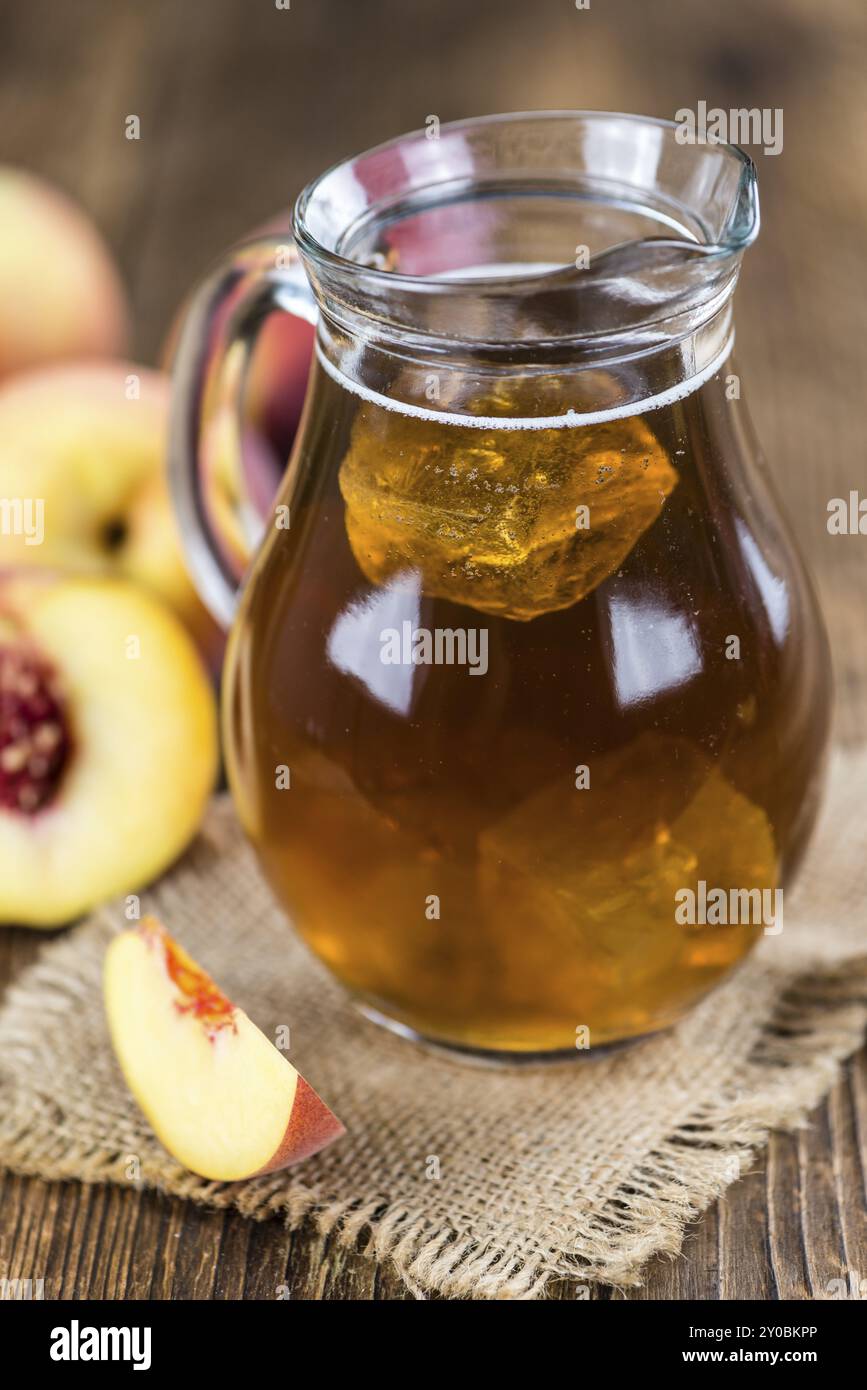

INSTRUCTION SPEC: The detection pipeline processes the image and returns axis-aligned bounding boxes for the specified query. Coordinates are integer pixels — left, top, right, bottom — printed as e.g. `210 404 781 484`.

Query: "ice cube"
477 735 777 993
338 392 677 620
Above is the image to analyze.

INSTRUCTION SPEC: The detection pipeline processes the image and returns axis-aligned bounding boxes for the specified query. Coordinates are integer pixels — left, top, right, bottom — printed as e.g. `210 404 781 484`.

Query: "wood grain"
0 0 865 1299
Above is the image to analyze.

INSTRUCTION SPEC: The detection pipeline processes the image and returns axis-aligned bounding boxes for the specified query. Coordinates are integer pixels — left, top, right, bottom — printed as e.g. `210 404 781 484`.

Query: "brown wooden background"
0 0 865 1300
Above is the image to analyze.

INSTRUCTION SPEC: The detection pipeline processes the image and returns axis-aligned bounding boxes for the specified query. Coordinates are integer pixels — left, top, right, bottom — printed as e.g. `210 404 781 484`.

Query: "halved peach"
104 918 345 1181
0 574 217 926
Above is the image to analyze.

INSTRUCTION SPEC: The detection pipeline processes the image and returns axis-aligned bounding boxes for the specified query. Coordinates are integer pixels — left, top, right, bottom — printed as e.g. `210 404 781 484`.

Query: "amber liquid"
224 355 830 1053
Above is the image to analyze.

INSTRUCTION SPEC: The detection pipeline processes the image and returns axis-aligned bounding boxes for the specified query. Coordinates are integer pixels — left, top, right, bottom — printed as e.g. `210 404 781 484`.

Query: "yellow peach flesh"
0 577 218 926
104 920 344 1181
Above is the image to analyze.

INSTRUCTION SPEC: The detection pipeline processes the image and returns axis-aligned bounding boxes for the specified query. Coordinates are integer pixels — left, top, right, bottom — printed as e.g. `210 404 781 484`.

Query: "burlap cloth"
1 749 866 1300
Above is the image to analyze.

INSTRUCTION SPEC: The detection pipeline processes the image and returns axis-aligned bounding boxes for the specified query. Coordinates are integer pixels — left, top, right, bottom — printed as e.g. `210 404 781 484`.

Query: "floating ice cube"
339 393 678 620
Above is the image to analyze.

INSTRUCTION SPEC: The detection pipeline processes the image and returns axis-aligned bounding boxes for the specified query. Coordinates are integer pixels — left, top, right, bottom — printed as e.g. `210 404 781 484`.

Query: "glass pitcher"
169 112 831 1058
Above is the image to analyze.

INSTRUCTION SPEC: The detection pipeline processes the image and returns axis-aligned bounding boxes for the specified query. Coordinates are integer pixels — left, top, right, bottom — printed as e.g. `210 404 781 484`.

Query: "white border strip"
315 332 734 429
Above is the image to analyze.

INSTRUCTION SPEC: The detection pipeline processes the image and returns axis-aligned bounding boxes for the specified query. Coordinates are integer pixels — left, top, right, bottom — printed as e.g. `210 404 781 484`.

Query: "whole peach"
0 361 222 670
0 168 129 380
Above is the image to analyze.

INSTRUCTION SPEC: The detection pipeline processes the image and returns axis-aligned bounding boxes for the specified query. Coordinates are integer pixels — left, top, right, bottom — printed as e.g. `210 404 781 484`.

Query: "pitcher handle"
168 235 317 628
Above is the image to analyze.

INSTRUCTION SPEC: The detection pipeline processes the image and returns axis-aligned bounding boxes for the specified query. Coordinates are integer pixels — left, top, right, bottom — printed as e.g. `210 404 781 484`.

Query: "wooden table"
1 0 865 1299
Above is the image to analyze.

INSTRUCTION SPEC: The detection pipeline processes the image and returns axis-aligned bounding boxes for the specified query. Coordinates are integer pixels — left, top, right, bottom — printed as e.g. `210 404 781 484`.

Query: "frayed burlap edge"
1 913 865 1299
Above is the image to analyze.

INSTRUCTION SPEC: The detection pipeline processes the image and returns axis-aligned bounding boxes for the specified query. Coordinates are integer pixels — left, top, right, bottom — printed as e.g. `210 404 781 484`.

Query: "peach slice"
104 918 345 1181
0 574 217 926
0 167 128 379
0 362 221 666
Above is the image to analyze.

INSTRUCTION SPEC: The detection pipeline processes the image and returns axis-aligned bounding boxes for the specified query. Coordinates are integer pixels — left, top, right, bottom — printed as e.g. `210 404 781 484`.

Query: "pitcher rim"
292 109 760 295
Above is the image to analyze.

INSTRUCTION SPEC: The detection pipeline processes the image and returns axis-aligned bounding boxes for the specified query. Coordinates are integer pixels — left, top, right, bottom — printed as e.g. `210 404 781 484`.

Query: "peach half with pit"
104 917 345 1181
0 574 218 926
